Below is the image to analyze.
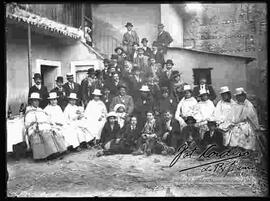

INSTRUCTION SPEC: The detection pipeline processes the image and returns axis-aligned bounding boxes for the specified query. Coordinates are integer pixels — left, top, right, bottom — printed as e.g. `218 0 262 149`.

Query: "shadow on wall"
92 16 122 57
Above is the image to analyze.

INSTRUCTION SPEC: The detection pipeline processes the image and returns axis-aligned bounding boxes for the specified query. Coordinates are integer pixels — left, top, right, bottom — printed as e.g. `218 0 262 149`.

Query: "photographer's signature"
169 143 251 175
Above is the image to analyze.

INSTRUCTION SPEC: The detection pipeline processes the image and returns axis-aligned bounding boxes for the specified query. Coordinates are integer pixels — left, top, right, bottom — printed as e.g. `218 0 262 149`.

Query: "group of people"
24 22 261 161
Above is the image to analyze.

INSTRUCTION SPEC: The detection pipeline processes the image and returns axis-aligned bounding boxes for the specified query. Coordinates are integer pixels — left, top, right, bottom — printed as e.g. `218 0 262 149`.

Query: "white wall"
160 4 183 47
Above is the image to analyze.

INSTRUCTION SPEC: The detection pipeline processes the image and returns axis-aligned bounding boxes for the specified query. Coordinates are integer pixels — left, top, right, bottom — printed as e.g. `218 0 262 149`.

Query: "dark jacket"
100 122 121 146
155 95 177 114
160 118 181 138
101 93 114 112
143 47 152 58
202 129 224 148
28 85 49 109
120 124 141 146
156 31 173 53
81 78 102 104
150 51 165 66
63 82 82 106
50 87 69 111
129 75 144 101
181 125 200 142
159 71 173 89
104 79 127 98
193 85 217 101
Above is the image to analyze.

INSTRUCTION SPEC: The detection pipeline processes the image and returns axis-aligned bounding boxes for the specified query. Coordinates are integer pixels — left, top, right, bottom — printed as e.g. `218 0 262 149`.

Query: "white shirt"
200 84 206 91
35 84 41 90
175 97 198 121
44 104 65 125
193 99 215 123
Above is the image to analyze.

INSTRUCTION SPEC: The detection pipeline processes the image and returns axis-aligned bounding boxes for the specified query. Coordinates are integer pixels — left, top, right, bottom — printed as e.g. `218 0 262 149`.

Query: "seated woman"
43 92 67 152
96 112 122 156
113 104 128 129
201 120 225 152
229 88 260 152
85 89 108 145
24 93 67 161
193 89 216 139
63 93 93 151
133 111 174 156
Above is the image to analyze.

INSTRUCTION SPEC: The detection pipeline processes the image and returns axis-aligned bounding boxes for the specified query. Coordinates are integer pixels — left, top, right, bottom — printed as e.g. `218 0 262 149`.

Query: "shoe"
96 150 104 157
167 147 175 155
161 150 168 155
132 149 144 155
76 147 82 152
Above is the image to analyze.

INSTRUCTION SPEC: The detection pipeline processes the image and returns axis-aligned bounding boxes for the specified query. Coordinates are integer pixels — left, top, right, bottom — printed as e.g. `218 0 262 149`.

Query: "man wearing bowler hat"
28 73 49 109
109 83 134 116
141 38 152 57
122 22 140 58
151 41 165 66
81 68 100 107
133 47 149 74
159 59 175 89
51 76 68 111
156 23 173 54
193 77 216 103
63 73 82 106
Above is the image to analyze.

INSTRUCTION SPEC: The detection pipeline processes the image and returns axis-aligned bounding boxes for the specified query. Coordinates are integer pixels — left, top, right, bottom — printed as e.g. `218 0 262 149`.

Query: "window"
192 68 213 85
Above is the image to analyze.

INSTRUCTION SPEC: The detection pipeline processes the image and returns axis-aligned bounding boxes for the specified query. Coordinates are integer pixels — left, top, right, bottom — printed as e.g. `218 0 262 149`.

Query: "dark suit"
109 95 134 115
150 51 165 66
28 85 49 109
81 78 102 106
156 31 173 54
160 118 181 148
63 82 82 106
159 71 173 89
143 47 152 58
129 75 143 101
155 96 177 115
202 129 224 150
50 87 68 111
120 124 141 151
101 93 114 112
104 80 127 98
193 85 216 101
181 125 201 148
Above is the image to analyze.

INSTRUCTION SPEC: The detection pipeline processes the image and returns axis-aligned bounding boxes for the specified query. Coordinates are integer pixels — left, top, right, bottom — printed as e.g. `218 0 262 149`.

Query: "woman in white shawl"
193 89 215 139
175 84 198 130
213 86 236 146
113 103 127 129
25 93 66 160
85 89 107 144
228 88 260 151
63 93 94 151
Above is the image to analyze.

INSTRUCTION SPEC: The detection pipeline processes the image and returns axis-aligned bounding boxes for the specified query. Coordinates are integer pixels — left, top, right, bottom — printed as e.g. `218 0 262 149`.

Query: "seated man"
160 110 181 150
201 120 224 152
133 111 174 156
181 116 202 151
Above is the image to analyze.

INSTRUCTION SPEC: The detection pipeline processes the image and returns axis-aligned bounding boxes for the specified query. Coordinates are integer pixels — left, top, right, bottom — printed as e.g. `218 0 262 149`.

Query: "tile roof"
6 4 81 39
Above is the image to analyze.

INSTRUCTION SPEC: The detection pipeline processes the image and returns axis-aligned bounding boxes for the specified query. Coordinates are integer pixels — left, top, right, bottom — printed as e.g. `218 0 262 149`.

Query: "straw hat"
66 73 74 78
47 92 59 100
68 93 78 100
220 86 230 94
234 87 247 96
92 89 102 96
29 92 41 100
199 88 210 96
139 85 150 92
107 111 117 119
183 85 192 91
114 104 126 112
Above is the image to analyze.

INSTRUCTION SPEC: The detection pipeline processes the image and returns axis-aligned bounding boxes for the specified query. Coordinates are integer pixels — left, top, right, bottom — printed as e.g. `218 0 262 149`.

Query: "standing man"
81 68 100 107
159 59 174 89
109 84 134 117
133 48 149 74
141 38 152 57
102 58 110 81
122 22 140 59
151 41 165 66
51 76 68 111
28 73 49 109
156 23 173 54
193 77 216 103
63 73 82 106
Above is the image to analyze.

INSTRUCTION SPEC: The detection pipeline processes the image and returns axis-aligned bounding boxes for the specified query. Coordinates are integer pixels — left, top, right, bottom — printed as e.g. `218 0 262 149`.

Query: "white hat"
139 85 150 92
183 85 192 91
68 93 78 100
92 89 102 96
220 86 230 94
114 104 126 112
107 111 117 118
199 88 210 96
66 73 74 78
47 92 59 100
234 87 247 96
29 92 41 100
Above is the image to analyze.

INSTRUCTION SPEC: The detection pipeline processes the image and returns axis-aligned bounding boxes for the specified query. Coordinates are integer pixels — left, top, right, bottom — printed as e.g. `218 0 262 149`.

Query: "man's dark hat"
207 120 217 126
132 42 139 46
125 22 133 27
111 54 118 60
103 58 110 64
33 73 42 80
172 70 181 78
185 116 196 124
118 83 127 90
55 76 64 83
95 70 102 76
141 38 148 43
114 46 124 53
87 68 95 75
165 59 174 65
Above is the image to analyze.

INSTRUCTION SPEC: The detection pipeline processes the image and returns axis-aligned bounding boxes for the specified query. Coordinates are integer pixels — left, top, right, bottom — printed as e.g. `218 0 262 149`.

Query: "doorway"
41 65 58 91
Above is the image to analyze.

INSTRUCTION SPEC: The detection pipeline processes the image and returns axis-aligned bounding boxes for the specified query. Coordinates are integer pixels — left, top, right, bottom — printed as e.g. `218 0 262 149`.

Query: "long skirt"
29 129 65 160
87 119 106 140
62 122 94 148
228 122 256 151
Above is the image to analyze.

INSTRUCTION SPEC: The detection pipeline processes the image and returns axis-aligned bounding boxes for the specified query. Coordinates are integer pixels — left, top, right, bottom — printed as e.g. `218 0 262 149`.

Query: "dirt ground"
6 148 268 197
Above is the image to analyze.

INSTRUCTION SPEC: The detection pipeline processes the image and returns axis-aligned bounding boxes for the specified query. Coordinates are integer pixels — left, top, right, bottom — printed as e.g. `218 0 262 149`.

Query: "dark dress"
100 122 121 146
28 85 49 109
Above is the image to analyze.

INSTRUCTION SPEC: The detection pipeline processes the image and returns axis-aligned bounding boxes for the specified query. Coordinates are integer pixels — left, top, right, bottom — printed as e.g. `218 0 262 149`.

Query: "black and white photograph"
5 2 268 197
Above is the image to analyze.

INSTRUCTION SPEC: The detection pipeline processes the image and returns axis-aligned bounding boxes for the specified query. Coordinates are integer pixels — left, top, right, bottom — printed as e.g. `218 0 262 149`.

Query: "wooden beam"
27 24 32 88
81 4 85 38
